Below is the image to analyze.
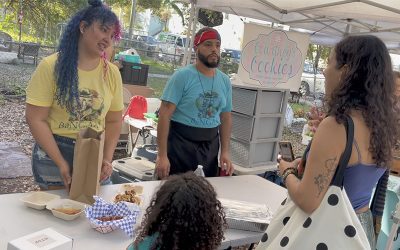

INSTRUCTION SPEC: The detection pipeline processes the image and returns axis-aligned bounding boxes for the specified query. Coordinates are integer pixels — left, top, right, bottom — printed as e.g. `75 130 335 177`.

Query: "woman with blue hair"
25 0 123 193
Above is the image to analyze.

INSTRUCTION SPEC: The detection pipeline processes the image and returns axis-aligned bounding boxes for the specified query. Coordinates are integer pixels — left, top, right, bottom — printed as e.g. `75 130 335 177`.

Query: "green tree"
107 0 161 10
137 0 162 10
2 0 87 44
107 0 185 34
306 44 331 93
152 0 186 29
305 44 331 94
306 44 331 74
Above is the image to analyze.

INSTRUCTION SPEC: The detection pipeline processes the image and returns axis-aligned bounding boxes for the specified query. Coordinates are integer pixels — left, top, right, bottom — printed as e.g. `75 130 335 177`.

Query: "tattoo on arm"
314 157 337 197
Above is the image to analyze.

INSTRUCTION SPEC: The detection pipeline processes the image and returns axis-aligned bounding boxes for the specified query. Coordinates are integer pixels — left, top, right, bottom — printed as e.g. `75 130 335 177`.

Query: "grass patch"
290 102 311 118
148 77 168 98
142 57 175 75
290 102 311 113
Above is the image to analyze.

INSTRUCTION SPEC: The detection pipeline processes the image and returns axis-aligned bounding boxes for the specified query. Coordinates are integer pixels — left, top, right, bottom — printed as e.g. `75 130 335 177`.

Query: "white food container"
46 199 86 221
20 192 60 210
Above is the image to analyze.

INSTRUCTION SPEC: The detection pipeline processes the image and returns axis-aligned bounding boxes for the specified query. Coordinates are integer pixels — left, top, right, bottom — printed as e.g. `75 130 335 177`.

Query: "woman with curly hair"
127 172 226 250
395 71 400 98
276 35 399 249
25 0 122 193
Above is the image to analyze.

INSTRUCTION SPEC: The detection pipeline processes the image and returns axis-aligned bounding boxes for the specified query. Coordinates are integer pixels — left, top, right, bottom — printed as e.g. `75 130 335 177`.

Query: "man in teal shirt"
155 27 234 178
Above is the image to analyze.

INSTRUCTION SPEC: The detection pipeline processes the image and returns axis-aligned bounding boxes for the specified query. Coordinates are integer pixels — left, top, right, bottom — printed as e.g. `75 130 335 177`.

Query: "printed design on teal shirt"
195 91 221 118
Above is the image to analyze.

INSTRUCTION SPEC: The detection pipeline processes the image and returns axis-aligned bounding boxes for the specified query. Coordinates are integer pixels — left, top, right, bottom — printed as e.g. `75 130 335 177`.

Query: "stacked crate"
230 84 289 168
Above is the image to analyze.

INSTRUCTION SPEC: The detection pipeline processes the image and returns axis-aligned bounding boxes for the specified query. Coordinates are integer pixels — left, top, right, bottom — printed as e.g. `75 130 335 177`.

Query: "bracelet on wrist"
282 171 296 185
282 167 297 177
278 166 294 177
282 167 298 185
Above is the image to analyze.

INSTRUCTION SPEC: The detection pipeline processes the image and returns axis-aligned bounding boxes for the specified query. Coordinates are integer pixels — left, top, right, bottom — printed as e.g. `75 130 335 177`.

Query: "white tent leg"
185 7 198 66
182 0 196 66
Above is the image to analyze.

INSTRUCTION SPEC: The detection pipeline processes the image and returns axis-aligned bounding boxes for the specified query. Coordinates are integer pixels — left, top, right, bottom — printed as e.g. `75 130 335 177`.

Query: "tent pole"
182 0 196 66
185 7 198 66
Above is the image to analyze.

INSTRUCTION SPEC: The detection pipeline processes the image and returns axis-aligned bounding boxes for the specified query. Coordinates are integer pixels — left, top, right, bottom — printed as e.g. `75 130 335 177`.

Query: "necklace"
196 67 215 97
196 67 216 116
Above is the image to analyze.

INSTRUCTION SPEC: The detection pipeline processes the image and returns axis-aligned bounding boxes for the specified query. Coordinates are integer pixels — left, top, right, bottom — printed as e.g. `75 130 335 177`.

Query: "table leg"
129 126 141 157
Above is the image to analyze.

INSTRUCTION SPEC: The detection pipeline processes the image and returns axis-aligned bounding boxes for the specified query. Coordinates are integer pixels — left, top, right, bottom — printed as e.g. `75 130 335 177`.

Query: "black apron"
167 121 219 177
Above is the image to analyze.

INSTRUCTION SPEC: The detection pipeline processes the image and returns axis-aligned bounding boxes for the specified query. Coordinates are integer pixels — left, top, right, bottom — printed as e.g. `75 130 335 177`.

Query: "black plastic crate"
120 61 149 86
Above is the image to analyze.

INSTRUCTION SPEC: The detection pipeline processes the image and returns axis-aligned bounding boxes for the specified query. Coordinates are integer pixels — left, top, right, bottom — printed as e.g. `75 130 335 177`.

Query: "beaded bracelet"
281 167 297 177
282 167 298 185
277 166 293 177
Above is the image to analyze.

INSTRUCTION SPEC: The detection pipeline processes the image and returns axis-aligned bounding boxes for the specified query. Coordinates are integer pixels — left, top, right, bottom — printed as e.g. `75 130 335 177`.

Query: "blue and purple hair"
55 0 121 113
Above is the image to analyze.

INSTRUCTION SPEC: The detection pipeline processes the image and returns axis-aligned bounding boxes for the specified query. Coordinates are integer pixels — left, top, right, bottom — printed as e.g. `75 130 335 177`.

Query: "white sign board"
237 23 310 91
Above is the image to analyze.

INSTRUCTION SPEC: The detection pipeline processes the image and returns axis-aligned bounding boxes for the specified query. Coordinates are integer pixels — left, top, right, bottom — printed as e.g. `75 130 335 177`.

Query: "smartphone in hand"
279 141 295 162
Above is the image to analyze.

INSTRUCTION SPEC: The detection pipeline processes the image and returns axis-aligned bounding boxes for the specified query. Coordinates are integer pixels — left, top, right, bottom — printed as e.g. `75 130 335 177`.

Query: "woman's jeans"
32 134 111 189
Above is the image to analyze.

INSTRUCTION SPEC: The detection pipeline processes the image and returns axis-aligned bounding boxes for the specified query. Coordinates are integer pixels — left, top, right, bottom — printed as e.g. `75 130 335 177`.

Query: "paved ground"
0 142 32 178
0 51 18 64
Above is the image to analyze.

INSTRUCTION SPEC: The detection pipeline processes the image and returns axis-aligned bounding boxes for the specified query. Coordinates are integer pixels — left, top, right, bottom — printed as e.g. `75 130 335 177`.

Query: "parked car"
156 32 194 64
220 49 241 75
300 63 325 97
132 35 158 57
222 48 241 64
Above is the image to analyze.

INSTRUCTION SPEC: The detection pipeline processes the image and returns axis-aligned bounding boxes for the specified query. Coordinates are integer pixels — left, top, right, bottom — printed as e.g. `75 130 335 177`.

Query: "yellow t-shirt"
26 53 124 139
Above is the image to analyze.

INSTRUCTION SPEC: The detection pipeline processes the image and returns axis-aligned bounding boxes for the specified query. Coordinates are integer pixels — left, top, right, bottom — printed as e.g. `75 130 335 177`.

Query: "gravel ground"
0 62 307 193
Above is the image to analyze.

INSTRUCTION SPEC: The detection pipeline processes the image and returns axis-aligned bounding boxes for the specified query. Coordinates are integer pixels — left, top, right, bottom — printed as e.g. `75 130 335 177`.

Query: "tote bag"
256 115 371 250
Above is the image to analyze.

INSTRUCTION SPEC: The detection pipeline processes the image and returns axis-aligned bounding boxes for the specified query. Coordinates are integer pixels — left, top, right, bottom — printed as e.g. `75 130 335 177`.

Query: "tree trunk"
313 45 322 95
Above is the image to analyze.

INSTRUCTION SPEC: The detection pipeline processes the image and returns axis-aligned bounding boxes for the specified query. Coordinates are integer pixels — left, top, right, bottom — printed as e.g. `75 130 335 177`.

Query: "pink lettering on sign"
242 30 302 86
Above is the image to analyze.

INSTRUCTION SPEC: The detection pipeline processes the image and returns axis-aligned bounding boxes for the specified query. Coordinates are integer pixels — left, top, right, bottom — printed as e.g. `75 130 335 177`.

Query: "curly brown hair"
134 172 226 250
327 35 399 167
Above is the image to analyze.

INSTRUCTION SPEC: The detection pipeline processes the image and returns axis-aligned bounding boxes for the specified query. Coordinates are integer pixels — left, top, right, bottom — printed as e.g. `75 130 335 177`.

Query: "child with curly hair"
127 172 226 250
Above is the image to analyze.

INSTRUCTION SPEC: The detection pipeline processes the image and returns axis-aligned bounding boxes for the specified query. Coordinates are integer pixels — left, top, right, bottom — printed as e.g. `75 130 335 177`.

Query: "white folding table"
0 175 286 250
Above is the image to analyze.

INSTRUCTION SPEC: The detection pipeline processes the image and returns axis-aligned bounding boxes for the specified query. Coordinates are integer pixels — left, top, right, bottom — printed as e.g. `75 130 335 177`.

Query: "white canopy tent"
180 0 400 57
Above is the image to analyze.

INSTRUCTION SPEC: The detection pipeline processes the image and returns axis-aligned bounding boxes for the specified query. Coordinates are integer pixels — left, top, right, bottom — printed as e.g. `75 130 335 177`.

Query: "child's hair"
54 0 121 113
134 172 226 250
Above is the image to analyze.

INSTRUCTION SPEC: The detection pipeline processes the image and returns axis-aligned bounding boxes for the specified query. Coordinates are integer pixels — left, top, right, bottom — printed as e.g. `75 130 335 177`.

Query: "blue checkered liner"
85 196 140 237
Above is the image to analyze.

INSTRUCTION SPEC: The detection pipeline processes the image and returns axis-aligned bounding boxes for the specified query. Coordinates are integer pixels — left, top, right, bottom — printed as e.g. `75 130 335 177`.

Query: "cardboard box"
8 228 73 250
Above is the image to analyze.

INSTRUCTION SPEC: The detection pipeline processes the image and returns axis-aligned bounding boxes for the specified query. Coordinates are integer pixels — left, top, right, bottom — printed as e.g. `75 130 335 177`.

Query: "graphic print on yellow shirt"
26 53 124 139
69 88 104 122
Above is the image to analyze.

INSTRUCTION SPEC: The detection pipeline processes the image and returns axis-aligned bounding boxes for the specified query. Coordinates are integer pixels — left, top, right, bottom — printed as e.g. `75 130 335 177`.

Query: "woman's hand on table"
100 159 113 181
220 152 234 176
